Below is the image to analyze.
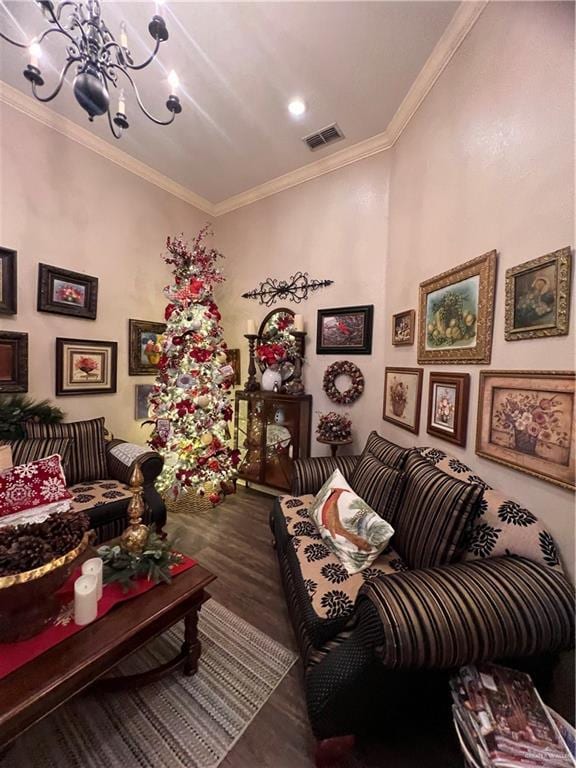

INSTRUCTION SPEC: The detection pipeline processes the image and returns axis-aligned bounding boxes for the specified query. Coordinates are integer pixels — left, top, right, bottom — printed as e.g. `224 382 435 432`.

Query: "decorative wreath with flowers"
322 361 365 405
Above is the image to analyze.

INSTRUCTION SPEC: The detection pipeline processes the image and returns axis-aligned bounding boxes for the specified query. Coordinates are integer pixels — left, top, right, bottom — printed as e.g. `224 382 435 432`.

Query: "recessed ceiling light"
288 99 306 117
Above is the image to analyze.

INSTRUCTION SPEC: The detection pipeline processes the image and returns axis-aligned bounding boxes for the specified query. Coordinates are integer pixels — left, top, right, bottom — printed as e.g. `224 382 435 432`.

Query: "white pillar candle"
246 319 256 335
82 557 103 601
293 314 304 332
74 574 98 626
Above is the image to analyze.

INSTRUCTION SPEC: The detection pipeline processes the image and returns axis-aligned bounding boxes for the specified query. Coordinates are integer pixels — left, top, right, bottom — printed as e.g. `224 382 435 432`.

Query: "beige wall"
384 1 575 579
0 104 209 443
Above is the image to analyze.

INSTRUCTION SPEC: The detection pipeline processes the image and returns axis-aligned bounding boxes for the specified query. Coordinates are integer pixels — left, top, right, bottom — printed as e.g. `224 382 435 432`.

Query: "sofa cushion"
0 454 71 516
69 479 132 512
349 453 407 524
417 447 564 572
353 430 411 470
25 418 108 485
106 439 164 486
392 451 484 569
5 438 73 483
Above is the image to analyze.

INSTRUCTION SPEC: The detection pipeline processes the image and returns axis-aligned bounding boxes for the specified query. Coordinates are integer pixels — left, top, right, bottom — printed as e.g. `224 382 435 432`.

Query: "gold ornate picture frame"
418 250 497 364
505 247 571 341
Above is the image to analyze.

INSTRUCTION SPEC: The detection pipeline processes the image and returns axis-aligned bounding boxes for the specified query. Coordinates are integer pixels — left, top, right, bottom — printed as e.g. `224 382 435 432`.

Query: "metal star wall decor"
241 272 333 306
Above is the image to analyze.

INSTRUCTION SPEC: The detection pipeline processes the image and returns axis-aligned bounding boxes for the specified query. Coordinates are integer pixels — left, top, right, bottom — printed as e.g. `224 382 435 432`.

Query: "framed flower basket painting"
382 367 423 434
418 250 497 364
37 263 98 319
392 309 415 346
426 371 470 447
56 338 117 396
0 331 28 393
505 247 571 340
135 384 154 420
0 247 17 316
316 305 373 355
476 370 575 491
129 319 166 375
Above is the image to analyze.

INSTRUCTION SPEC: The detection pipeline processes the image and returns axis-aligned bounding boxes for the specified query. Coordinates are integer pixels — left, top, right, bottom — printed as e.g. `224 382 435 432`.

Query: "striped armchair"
270 434 575 767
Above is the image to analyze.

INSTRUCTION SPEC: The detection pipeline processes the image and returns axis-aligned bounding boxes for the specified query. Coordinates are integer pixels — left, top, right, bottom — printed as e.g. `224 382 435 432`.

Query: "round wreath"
322 361 365 405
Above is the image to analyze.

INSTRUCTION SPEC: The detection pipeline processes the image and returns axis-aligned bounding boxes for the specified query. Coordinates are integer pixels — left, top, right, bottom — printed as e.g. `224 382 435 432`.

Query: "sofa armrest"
357 556 574 670
291 455 359 495
106 439 164 486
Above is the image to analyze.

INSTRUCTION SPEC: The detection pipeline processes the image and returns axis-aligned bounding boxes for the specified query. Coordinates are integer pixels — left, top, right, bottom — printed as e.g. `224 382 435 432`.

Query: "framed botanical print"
0 331 28 393
56 338 117 396
226 348 241 385
382 367 423 434
129 319 166 375
135 384 154 420
476 370 575 491
0 247 17 316
426 372 470 447
392 309 415 346
418 250 497 364
38 264 98 319
316 305 373 354
505 247 571 341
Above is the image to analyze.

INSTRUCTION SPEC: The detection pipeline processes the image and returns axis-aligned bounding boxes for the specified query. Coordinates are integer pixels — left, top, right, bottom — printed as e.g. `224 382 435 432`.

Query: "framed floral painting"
418 251 497 364
316 305 373 355
56 338 117 396
426 372 470 446
392 309 415 346
129 319 166 375
135 384 154 420
476 370 575 491
505 247 571 340
382 367 423 434
38 264 98 319
0 331 28 393
0 247 17 316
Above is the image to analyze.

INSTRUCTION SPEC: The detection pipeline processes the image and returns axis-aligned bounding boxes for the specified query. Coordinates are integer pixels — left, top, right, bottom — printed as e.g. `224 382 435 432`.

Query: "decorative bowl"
0 532 90 644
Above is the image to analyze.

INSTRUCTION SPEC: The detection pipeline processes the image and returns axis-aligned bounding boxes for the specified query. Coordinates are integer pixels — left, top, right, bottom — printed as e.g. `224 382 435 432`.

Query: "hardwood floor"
168 486 464 768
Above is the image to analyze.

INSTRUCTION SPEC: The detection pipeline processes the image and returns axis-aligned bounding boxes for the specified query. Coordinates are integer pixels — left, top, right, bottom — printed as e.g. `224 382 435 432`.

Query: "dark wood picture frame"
426 371 470 447
135 384 154 420
382 366 423 434
316 305 373 355
56 338 117 396
38 263 98 320
0 247 17 316
226 348 241 385
392 309 415 346
129 319 166 376
0 331 28 393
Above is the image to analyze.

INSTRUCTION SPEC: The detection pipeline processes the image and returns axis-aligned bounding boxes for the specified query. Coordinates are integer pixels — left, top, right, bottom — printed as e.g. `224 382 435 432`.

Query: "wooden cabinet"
233 391 312 492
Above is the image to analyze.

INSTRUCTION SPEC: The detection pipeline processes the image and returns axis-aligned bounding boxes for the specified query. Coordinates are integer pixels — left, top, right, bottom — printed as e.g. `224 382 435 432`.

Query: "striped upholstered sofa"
269 432 575 766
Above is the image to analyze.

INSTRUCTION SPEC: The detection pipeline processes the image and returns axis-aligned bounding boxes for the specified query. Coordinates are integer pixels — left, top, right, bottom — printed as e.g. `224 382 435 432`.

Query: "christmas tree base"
164 489 223 515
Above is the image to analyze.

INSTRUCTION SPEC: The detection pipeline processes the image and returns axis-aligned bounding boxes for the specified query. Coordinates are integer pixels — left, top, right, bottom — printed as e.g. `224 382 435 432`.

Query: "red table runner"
0 555 197 680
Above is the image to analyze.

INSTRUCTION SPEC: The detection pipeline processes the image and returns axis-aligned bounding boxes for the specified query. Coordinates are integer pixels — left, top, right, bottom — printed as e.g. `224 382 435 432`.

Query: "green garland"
0 394 64 440
97 529 183 592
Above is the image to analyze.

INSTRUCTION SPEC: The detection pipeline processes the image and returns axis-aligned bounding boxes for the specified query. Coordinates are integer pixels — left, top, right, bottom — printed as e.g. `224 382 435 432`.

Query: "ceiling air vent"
303 123 344 151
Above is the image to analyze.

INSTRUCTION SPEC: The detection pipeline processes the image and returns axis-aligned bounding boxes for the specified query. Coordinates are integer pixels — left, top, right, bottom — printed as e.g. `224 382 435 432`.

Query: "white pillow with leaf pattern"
309 468 396 575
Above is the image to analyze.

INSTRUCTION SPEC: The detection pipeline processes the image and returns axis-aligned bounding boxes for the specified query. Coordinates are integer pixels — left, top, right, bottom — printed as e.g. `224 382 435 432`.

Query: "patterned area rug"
2 601 298 768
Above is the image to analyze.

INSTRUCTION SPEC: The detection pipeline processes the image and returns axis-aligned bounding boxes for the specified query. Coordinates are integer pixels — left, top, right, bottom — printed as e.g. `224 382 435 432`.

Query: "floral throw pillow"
0 454 71 517
309 469 395 575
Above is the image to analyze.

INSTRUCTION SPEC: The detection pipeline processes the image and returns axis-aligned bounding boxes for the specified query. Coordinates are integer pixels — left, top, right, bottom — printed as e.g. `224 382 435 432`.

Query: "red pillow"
0 454 71 517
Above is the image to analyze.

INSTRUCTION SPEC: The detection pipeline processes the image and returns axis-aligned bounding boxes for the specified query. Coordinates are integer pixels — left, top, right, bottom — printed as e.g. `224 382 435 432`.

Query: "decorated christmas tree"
148 226 239 504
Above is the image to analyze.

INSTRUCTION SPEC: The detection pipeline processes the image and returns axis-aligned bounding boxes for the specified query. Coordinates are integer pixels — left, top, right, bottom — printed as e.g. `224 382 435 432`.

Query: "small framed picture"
37 264 98 319
382 366 423 434
392 309 415 346
316 305 373 355
135 384 154 420
0 331 28 393
129 319 166 376
0 247 17 316
56 338 117 396
226 348 241 385
505 247 572 341
427 372 470 447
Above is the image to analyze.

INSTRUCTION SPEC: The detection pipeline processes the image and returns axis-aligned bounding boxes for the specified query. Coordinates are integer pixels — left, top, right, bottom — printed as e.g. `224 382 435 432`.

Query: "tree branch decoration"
241 272 333 306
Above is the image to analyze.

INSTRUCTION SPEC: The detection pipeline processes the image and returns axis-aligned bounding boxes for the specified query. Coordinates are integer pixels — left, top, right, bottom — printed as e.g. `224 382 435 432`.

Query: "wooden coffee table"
0 562 216 749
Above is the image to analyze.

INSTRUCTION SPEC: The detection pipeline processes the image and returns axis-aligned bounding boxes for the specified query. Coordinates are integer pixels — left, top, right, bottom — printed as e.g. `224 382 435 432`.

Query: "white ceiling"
0 1 459 203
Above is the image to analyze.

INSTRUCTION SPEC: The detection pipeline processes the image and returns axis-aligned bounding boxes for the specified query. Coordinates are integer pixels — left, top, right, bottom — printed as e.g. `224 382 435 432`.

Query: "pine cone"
0 544 18 576
0 528 15 550
12 535 52 571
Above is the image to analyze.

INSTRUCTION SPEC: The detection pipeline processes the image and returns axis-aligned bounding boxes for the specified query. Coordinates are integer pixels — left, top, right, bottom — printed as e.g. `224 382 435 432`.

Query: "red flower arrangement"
256 342 286 366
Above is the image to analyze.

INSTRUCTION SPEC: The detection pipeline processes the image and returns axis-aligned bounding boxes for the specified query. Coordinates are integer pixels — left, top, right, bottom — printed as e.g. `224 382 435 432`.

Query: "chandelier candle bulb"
168 70 180 93
293 314 304 332
82 557 103 601
74 574 98 626
29 42 41 68
119 21 128 49
246 319 256 335
118 88 126 115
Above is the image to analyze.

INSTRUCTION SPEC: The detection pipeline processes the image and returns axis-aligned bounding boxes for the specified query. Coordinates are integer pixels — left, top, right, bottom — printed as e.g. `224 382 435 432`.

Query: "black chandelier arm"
0 30 29 48
40 2 84 47
106 108 122 140
31 55 81 102
120 36 162 72
111 65 177 125
34 25 81 54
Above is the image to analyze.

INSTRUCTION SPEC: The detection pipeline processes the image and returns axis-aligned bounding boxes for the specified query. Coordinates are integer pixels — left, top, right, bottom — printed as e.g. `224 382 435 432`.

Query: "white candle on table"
74 574 98 626
246 319 256 335
293 314 304 332
82 557 103 601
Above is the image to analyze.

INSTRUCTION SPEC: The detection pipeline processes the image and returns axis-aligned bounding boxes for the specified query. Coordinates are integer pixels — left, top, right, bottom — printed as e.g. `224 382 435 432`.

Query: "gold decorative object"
120 464 150 554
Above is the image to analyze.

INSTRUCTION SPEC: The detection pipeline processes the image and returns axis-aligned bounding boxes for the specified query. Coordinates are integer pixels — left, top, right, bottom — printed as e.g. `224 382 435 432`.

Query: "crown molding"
0 80 215 216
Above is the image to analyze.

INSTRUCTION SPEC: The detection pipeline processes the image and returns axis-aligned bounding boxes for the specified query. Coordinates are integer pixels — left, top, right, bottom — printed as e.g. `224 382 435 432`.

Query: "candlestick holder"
244 334 261 392
285 330 306 395
120 464 149 554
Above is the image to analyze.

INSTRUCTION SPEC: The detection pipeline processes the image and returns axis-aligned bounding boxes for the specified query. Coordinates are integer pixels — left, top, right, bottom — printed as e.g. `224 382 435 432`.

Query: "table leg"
330 444 338 458
183 607 202 677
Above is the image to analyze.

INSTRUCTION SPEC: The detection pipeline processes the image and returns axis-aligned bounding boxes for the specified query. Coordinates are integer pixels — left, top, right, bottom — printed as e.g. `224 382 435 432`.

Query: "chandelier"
0 0 182 139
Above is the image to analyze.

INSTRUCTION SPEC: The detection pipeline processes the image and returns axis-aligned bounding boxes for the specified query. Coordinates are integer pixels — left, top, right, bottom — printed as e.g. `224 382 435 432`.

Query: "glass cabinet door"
262 398 301 490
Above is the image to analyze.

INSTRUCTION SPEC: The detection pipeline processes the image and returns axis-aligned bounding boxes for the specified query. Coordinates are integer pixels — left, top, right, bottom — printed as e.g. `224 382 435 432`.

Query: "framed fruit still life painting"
382 367 423 434
129 319 166 375
37 264 98 320
56 338 117 396
392 309 415 346
418 251 496 364
476 370 575 491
